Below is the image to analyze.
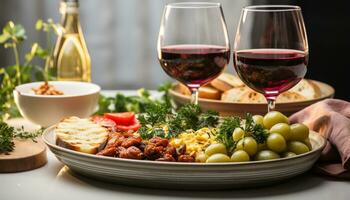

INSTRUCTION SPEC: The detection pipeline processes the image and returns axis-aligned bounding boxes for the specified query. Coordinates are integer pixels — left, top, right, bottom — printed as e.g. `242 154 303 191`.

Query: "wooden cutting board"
0 118 47 173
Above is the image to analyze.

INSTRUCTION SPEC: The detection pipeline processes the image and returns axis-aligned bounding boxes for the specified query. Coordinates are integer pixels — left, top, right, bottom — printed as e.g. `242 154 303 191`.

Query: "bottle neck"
60 2 80 34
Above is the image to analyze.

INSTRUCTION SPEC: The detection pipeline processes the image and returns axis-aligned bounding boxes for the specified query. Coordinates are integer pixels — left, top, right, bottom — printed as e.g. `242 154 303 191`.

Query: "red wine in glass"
159 44 230 88
234 48 308 99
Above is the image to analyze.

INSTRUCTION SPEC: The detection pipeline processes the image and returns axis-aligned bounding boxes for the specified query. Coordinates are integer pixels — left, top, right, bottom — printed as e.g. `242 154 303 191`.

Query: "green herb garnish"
0 20 60 121
244 113 269 144
217 116 241 152
137 103 219 139
0 122 42 153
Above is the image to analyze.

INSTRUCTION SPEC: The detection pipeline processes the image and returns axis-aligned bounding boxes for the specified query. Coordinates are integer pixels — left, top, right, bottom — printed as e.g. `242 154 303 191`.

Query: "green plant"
0 19 60 121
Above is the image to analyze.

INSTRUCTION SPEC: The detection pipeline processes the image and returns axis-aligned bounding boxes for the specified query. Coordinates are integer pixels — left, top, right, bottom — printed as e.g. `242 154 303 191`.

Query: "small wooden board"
0 118 47 173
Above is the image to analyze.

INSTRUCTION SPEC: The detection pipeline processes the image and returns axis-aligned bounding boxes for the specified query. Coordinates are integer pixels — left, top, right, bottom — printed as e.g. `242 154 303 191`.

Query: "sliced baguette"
221 87 250 102
175 83 221 100
222 87 307 103
55 116 109 154
288 79 321 99
210 73 244 91
198 86 221 100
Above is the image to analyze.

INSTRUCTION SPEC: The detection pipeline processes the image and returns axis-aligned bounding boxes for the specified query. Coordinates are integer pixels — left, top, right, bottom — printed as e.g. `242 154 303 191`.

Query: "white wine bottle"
53 0 91 82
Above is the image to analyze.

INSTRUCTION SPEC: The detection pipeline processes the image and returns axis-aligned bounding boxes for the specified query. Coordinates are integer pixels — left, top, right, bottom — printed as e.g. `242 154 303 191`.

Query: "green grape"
290 123 309 141
270 123 291 141
236 137 258 156
267 133 287 153
231 150 250 162
206 153 231 163
205 143 227 157
195 152 207 163
263 111 289 129
232 127 245 142
303 138 313 150
252 115 264 126
287 141 310 155
255 150 280 161
282 151 297 158
258 142 267 151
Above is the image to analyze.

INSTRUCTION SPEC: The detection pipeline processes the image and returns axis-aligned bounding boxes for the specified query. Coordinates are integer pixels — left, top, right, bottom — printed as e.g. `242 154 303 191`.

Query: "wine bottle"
53 0 91 82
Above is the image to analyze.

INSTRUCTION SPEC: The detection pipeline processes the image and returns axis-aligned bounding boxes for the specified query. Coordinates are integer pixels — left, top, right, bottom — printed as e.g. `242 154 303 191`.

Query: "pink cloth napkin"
290 99 350 179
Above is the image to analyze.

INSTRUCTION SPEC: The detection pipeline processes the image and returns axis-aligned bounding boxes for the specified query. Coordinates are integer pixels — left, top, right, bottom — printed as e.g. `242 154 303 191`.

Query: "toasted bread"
288 79 321 99
210 73 244 91
221 87 250 102
176 83 191 95
222 87 307 103
198 86 221 100
55 116 109 154
175 83 221 100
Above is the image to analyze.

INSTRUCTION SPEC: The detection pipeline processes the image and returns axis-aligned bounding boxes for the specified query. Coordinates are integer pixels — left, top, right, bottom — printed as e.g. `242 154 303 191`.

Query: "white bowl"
14 81 100 127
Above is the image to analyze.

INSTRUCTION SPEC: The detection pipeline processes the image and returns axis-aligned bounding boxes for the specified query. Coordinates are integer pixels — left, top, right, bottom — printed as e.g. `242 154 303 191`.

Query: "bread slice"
278 91 307 102
210 73 244 91
198 86 221 100
175 83 221 100
55 116 109 154
288 79 321 99
221 87 250 102
222 86 307 103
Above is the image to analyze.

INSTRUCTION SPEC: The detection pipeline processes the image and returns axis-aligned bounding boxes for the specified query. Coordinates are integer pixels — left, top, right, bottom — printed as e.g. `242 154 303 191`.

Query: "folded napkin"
290 99 350 179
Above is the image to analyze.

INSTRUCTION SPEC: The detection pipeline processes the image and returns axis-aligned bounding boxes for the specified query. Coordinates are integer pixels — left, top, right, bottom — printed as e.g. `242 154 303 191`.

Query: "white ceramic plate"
43 126 326 190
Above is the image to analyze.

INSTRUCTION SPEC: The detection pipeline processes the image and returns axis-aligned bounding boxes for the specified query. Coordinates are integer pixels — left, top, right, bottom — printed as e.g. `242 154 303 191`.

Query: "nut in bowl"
14 81 100 127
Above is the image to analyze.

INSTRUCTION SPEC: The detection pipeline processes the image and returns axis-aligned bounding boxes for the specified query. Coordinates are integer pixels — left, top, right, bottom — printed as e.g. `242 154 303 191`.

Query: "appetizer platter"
169 73 335 116
43 95 326 189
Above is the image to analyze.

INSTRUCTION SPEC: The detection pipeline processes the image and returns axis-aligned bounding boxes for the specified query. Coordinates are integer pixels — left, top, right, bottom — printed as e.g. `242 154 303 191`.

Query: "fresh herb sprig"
0 122 42 153
217 113 269 153
0 20 60 121
244 113 269 144
217 116 241 152
94 83 172 115
137 104 219 139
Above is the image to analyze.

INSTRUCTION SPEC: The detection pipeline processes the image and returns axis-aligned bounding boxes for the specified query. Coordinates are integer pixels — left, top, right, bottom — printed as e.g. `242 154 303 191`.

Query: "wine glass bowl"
157 2 230 104
234 5 308 111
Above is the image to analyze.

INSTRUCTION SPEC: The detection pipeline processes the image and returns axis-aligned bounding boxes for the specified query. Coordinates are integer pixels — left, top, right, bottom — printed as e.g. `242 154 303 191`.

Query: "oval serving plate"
43 126 326 190
169 80 335 117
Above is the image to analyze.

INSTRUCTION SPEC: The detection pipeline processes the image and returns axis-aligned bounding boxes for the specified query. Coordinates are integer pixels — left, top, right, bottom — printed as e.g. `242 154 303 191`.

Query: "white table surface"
1 90 349 200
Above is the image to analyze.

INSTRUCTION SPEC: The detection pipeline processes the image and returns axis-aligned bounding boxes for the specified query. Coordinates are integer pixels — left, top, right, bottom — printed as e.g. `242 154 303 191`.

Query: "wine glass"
233 5 308 112
157 2 230 105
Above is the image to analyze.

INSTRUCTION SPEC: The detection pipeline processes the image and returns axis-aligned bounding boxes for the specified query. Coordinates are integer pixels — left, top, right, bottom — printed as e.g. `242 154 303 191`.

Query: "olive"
267 133 287 153
290 123 309 141
263 111 289 129
255 150 280 161
282 151 297 158
232 127 245 142
252 115 264 126
205 143 227 157
206 153 231 163
231 150 250 162
195 152 207 163
287 141 310 155
303 138 313 150
257 142 268 151
270 123 291 141
236 137 258 156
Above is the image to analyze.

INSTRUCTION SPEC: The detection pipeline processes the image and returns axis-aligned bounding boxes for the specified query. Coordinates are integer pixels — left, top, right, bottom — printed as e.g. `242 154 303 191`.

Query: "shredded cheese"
170 127 218 155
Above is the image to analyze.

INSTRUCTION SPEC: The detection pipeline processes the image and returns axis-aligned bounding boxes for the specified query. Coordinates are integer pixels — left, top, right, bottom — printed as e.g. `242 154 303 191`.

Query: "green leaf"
2 21 26 44
0 33 10 43
4 43 13 48
35 19 43 30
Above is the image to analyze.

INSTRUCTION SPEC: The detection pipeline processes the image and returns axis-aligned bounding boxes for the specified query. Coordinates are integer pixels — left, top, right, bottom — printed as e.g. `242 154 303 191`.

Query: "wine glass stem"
266 96 276 112
190 87 199 105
